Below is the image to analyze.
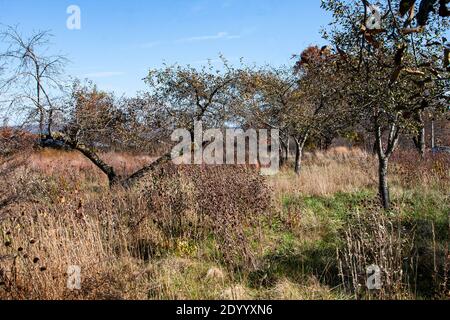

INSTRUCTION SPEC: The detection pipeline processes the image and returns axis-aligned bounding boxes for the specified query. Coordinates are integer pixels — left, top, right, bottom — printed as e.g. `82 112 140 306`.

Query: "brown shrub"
0 128 36 157
391 150 450 188
136 164 273 269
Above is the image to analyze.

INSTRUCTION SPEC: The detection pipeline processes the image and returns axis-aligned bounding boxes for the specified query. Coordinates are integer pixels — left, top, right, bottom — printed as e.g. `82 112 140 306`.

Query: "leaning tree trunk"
76 143 120 187
50 132 119 187
122 151 173 187
48 132 175 189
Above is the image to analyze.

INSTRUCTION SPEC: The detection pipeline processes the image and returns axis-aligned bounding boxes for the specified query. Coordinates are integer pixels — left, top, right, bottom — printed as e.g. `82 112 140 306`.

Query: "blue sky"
0 0 331 96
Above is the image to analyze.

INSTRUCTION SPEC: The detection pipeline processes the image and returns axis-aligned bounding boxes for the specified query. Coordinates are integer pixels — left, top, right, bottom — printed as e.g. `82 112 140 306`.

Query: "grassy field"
0 147 449 300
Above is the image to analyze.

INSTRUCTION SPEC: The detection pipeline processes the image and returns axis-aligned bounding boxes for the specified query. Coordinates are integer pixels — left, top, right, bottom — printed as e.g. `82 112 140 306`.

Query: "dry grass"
267 277 344 300
1 147 448 300
270 147 377 198
338 209 415 300
0 152 271 300
0 184 147 299
28 149 156 181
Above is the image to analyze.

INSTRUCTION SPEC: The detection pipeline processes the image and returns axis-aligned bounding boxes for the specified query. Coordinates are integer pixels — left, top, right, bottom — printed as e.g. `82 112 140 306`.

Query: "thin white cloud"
83 71 125 78
137 31 243 50
177 32 241 43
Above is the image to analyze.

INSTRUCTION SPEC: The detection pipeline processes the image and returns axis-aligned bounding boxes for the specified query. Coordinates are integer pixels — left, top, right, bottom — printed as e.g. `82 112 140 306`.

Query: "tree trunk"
286 136 291 160
49 132 176 189
372 139 378 155
75 143 119 187
280 139 288 168
122 151 173 187
279 145 285 168
413 127 426 158
378 157 390 210
36 66 43 138
294 137 307 175
374 121 399 210
50 132 119 187
323 136 334 150
431 121 435 150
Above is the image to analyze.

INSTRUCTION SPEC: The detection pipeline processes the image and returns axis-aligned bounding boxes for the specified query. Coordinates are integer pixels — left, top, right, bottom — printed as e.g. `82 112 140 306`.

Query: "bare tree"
0 26 67 139
0 27 171 187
